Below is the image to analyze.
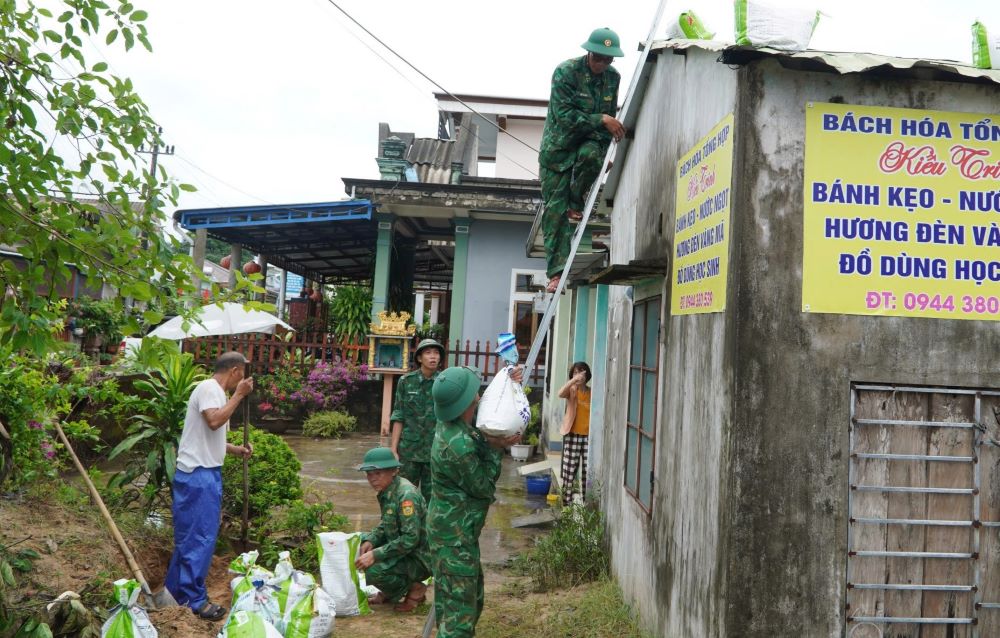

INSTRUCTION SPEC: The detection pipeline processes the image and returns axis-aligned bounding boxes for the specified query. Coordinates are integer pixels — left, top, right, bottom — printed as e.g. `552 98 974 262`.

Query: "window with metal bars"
624 295 660 512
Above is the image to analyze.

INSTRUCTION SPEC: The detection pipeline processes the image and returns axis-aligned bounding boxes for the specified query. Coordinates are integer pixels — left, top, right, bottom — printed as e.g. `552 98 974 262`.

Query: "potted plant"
512 400 541 461
71 298 126 357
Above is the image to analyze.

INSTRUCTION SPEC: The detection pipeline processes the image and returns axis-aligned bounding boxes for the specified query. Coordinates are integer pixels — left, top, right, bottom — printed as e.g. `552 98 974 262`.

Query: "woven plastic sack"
265 551 296 615
316 532 371 617
734 0 819 51
229 582 282 629
217 610 282 638
101 579 158 638
229 551 274 606
664 10 715 40
476 365 530 437
283 572 335 638
973 21 1000 69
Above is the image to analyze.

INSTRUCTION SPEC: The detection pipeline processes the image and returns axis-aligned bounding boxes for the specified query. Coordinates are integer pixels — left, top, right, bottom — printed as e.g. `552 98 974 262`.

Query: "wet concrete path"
283 431 549 567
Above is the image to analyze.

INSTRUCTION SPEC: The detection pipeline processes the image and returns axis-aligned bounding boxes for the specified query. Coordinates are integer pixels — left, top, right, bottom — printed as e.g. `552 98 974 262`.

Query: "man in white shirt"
164 351 254 621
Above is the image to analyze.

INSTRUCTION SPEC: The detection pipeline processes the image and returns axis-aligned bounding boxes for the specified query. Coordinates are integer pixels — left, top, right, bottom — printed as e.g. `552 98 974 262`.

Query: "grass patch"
511 502 608 591
478 578 652 638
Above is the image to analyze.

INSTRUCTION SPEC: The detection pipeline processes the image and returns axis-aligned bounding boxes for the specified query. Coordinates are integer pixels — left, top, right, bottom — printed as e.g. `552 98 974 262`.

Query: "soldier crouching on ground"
428 365 523 637
354 446 431 613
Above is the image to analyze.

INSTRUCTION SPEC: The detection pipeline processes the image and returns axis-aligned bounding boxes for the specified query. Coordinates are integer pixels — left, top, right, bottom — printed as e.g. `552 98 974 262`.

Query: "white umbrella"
147 302 293 339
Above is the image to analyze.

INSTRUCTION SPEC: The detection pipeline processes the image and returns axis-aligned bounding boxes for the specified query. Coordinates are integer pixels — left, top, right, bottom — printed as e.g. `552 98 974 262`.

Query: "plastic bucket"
525 474 552 496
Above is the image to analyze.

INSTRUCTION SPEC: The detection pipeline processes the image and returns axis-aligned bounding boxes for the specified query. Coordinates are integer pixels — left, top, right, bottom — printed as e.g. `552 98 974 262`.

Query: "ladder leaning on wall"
521 0 670 381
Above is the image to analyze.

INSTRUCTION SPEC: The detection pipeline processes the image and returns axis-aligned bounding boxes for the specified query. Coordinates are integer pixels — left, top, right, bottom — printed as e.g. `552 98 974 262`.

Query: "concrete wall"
600 46 739 638
495 118 543 180
726 58 1000 636
462 219 545 348
600 44 1000 638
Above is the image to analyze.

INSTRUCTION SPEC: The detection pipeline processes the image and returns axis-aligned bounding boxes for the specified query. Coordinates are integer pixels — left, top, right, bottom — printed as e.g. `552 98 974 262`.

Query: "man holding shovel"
164 351 253 621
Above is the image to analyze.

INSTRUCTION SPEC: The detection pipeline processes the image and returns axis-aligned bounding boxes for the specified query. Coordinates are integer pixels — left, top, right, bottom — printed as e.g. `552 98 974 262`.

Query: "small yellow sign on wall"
671 113 734 315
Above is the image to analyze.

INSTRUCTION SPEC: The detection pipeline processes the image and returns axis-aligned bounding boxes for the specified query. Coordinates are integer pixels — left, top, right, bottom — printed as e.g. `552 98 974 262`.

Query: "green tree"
0 1 261 355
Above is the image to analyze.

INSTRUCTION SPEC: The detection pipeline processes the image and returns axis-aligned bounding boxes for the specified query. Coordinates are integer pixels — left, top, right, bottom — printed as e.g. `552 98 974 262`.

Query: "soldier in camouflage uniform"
428 366 523 637
539 27 627 292
355 447 431 613
389 338 444 504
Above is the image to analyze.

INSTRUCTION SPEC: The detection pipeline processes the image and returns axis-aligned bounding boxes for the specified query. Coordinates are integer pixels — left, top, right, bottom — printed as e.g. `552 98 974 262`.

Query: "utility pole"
133 127 176 309
138 126 176 199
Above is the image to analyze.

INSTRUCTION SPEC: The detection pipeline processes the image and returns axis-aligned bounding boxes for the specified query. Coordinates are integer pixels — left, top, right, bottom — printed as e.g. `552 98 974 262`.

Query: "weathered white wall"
602 44 1000 638
495 118 543 180
600 46 739 638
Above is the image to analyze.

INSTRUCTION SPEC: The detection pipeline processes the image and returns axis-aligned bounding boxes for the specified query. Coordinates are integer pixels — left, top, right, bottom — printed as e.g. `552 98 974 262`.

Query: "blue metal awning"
174 200 377 284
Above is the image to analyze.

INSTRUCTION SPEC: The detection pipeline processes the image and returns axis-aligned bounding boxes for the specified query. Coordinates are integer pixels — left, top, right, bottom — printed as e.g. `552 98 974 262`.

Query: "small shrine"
367 311 416 373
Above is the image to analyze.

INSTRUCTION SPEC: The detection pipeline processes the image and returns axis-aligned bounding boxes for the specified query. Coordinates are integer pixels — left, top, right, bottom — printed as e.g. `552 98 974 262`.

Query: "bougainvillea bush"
290 360 368 414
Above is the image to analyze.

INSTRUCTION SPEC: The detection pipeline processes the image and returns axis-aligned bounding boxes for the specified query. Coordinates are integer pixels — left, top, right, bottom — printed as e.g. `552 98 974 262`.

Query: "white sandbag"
316 532 370 617
734 0 819 51
217 610 283 638
973 22 1000 70
229 582 282 629
265 551 296 615
476 365 530 437
283 572 335 638
101 579 157 638
229 551 274 606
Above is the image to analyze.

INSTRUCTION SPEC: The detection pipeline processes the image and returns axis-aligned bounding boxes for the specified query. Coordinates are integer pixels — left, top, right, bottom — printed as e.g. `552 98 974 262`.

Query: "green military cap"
358 446 401 471
415 338 444 358
582 27 624 58
432 366 481 422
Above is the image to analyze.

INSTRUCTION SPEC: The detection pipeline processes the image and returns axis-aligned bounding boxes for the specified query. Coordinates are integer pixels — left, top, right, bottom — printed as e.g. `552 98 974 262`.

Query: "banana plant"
107 353 207 509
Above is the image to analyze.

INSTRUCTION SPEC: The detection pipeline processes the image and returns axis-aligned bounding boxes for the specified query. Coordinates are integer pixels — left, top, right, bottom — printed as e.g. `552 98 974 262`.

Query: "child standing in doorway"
558 361 591 506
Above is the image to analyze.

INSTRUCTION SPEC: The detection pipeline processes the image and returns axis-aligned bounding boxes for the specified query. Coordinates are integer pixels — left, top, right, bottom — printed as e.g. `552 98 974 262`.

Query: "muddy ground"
1 432 555 637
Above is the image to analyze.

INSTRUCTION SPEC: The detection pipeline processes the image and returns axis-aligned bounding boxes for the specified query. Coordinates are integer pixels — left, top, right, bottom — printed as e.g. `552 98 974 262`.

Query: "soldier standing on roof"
539 27 627 293
389 338 444 504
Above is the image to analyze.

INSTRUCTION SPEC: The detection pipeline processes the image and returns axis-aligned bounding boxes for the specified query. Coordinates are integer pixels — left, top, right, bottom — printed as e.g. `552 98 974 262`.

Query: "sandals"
394 593 426 613
566 210 583 221
193 601 227 621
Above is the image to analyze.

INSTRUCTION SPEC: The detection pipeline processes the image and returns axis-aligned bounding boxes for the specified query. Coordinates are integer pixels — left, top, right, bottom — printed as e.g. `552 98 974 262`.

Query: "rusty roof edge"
603 39 1000 207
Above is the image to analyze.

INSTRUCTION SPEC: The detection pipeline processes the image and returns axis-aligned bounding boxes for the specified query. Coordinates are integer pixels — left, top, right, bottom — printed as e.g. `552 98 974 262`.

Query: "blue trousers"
164 466 222 610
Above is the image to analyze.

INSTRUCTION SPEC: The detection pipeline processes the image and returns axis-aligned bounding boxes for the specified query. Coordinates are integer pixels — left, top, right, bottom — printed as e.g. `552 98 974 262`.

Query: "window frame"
624 294 661 513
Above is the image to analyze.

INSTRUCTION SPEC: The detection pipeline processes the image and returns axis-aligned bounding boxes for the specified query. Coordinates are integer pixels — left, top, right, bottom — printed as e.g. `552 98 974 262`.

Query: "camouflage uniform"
428 416 502 638
539 55 621 278
359 474 431 602
390 369 438 503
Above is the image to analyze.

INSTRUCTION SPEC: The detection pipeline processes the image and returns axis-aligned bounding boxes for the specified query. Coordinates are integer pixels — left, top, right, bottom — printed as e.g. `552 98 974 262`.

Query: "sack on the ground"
476 365 530 437
265 551 296 615
664 10 715 39
973 22 1000 69
100 579 158 638
229 581 282 629
282 572 335 638
316 531 370 617
217 610 282 638
229 551 274 606
734 0 819 51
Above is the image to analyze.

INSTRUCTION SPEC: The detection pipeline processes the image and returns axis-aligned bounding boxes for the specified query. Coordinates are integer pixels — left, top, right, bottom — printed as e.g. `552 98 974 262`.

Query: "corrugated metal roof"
656 39 1000 85
600 40 1000 207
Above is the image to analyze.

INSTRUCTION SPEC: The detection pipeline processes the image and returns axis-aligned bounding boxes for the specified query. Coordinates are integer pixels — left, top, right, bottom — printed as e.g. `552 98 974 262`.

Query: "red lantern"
310 290 323 302
243 261 261 275
220 255 232 269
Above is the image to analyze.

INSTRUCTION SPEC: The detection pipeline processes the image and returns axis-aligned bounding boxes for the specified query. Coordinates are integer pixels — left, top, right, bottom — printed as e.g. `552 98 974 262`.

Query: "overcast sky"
90 0 1000 215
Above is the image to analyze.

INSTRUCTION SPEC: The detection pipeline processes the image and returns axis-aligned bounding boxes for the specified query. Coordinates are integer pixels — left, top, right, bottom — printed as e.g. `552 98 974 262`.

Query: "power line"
319 0 541 157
